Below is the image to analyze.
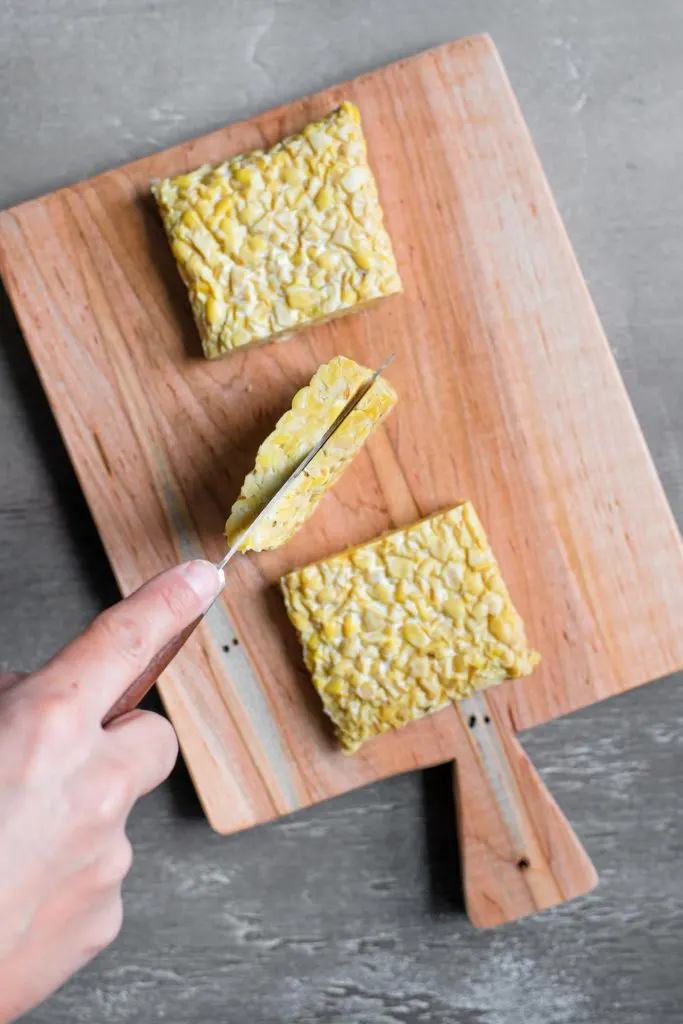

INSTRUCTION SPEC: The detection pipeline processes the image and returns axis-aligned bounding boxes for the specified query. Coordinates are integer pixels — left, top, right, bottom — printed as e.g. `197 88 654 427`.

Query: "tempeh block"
225 355 397 551
152 103 402 358
281 503 541 752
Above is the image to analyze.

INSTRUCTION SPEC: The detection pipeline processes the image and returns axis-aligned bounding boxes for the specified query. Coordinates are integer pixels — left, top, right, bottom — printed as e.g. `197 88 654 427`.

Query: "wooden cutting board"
2 35 683 926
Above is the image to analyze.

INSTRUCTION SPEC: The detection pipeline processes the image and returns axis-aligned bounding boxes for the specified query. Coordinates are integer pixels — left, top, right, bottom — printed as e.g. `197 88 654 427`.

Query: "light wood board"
1 35 682 840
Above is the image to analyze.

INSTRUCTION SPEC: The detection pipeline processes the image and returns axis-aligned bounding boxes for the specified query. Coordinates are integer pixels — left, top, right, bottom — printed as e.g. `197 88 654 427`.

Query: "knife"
102 353 396 726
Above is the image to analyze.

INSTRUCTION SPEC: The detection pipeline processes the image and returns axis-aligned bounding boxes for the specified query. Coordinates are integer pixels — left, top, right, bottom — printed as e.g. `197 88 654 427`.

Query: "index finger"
32 561 223 722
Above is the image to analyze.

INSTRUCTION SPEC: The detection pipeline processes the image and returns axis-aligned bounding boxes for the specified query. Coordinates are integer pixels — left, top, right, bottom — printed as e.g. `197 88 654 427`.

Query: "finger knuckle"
122 712 179 791
89 761 134 825
94 899 124 951
32 691 81 751
93 611 149 667
155 715 180 766
119 837 134 878
94 838 134 890
145 714 179 779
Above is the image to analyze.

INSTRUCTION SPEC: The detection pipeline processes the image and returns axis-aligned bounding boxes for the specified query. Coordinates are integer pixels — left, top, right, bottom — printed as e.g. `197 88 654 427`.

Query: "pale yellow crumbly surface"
281 503 541 752
225 356 397 552
151 102 402 359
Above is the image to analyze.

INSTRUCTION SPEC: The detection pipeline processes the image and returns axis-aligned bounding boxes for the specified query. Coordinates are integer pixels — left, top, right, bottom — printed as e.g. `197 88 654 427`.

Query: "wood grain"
0 33 682 885
454 692 597 927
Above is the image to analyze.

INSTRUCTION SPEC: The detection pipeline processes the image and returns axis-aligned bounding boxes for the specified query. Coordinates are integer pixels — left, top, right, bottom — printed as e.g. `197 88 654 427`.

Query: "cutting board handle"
453 692 597 927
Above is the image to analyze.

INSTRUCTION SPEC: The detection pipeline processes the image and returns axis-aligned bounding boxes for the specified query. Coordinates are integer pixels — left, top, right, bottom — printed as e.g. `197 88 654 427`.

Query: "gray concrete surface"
1 1 682 1022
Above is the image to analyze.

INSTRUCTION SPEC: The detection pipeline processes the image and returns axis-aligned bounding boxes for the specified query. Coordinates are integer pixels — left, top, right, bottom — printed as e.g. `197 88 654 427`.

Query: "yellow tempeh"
225 355 397 551
281 503 541 752
151 103 402 359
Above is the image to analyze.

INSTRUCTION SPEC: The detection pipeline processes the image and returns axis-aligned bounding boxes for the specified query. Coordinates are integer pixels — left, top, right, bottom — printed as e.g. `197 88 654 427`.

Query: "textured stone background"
1 2 682 1022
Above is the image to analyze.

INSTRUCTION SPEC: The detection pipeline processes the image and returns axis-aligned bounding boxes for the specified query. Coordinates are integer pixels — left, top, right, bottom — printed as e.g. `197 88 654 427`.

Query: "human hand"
0 560 222 1023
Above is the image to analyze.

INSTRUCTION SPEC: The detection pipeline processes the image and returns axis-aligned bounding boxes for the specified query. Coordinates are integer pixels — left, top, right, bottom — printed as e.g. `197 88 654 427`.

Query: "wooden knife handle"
101 615 204 727
453 691 597 927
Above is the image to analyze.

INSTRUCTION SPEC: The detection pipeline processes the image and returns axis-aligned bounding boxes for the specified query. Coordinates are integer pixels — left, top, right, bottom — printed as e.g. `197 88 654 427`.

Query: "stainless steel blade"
216 352 396 572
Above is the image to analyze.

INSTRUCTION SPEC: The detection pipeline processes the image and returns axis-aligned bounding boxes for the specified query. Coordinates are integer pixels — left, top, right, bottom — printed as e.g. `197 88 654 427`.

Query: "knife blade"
217 351 396 571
